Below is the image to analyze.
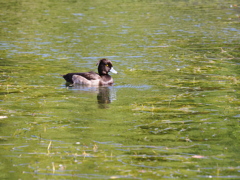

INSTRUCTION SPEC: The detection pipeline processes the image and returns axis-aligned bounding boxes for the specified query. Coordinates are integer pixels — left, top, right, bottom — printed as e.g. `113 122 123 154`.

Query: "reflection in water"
97 87 113 109
68 84 117 109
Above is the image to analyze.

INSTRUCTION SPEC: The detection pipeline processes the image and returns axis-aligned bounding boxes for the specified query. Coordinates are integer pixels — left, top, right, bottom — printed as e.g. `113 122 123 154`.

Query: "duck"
62 58 117 86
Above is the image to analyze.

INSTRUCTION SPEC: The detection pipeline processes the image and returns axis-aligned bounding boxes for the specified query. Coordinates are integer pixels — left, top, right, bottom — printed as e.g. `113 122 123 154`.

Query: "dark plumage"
62 58 117 86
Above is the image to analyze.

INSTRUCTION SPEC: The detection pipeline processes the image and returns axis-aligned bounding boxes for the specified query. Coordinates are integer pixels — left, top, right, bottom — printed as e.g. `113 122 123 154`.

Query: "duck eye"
106 64 108 66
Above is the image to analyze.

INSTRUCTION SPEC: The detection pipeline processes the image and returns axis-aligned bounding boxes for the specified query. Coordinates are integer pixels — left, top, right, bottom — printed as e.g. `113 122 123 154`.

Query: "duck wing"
63 71 100 84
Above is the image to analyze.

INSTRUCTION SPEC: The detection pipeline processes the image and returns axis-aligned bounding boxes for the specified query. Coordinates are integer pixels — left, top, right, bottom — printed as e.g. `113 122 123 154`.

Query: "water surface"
1 0 240 179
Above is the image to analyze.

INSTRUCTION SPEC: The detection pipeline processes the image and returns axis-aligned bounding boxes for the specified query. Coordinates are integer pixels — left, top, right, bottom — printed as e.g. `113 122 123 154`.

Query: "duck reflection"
97 86 114 109
68 84 116 109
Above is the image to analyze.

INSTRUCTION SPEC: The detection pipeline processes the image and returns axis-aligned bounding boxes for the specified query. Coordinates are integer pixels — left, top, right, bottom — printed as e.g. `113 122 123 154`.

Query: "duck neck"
98 69 108 76
100 74 110 78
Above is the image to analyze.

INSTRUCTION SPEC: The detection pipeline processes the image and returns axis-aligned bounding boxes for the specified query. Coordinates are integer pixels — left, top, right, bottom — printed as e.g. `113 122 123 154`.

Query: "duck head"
97 58 117 75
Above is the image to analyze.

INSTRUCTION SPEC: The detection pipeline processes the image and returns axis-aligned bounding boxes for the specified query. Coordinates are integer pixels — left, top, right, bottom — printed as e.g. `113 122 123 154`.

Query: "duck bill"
110 67 118 74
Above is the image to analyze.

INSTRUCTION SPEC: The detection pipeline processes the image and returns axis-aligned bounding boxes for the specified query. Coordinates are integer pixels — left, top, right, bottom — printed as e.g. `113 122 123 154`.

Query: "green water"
1 0 239 179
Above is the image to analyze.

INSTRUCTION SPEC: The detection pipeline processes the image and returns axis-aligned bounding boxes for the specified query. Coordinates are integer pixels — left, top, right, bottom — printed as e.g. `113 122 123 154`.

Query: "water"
1 0 240 179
